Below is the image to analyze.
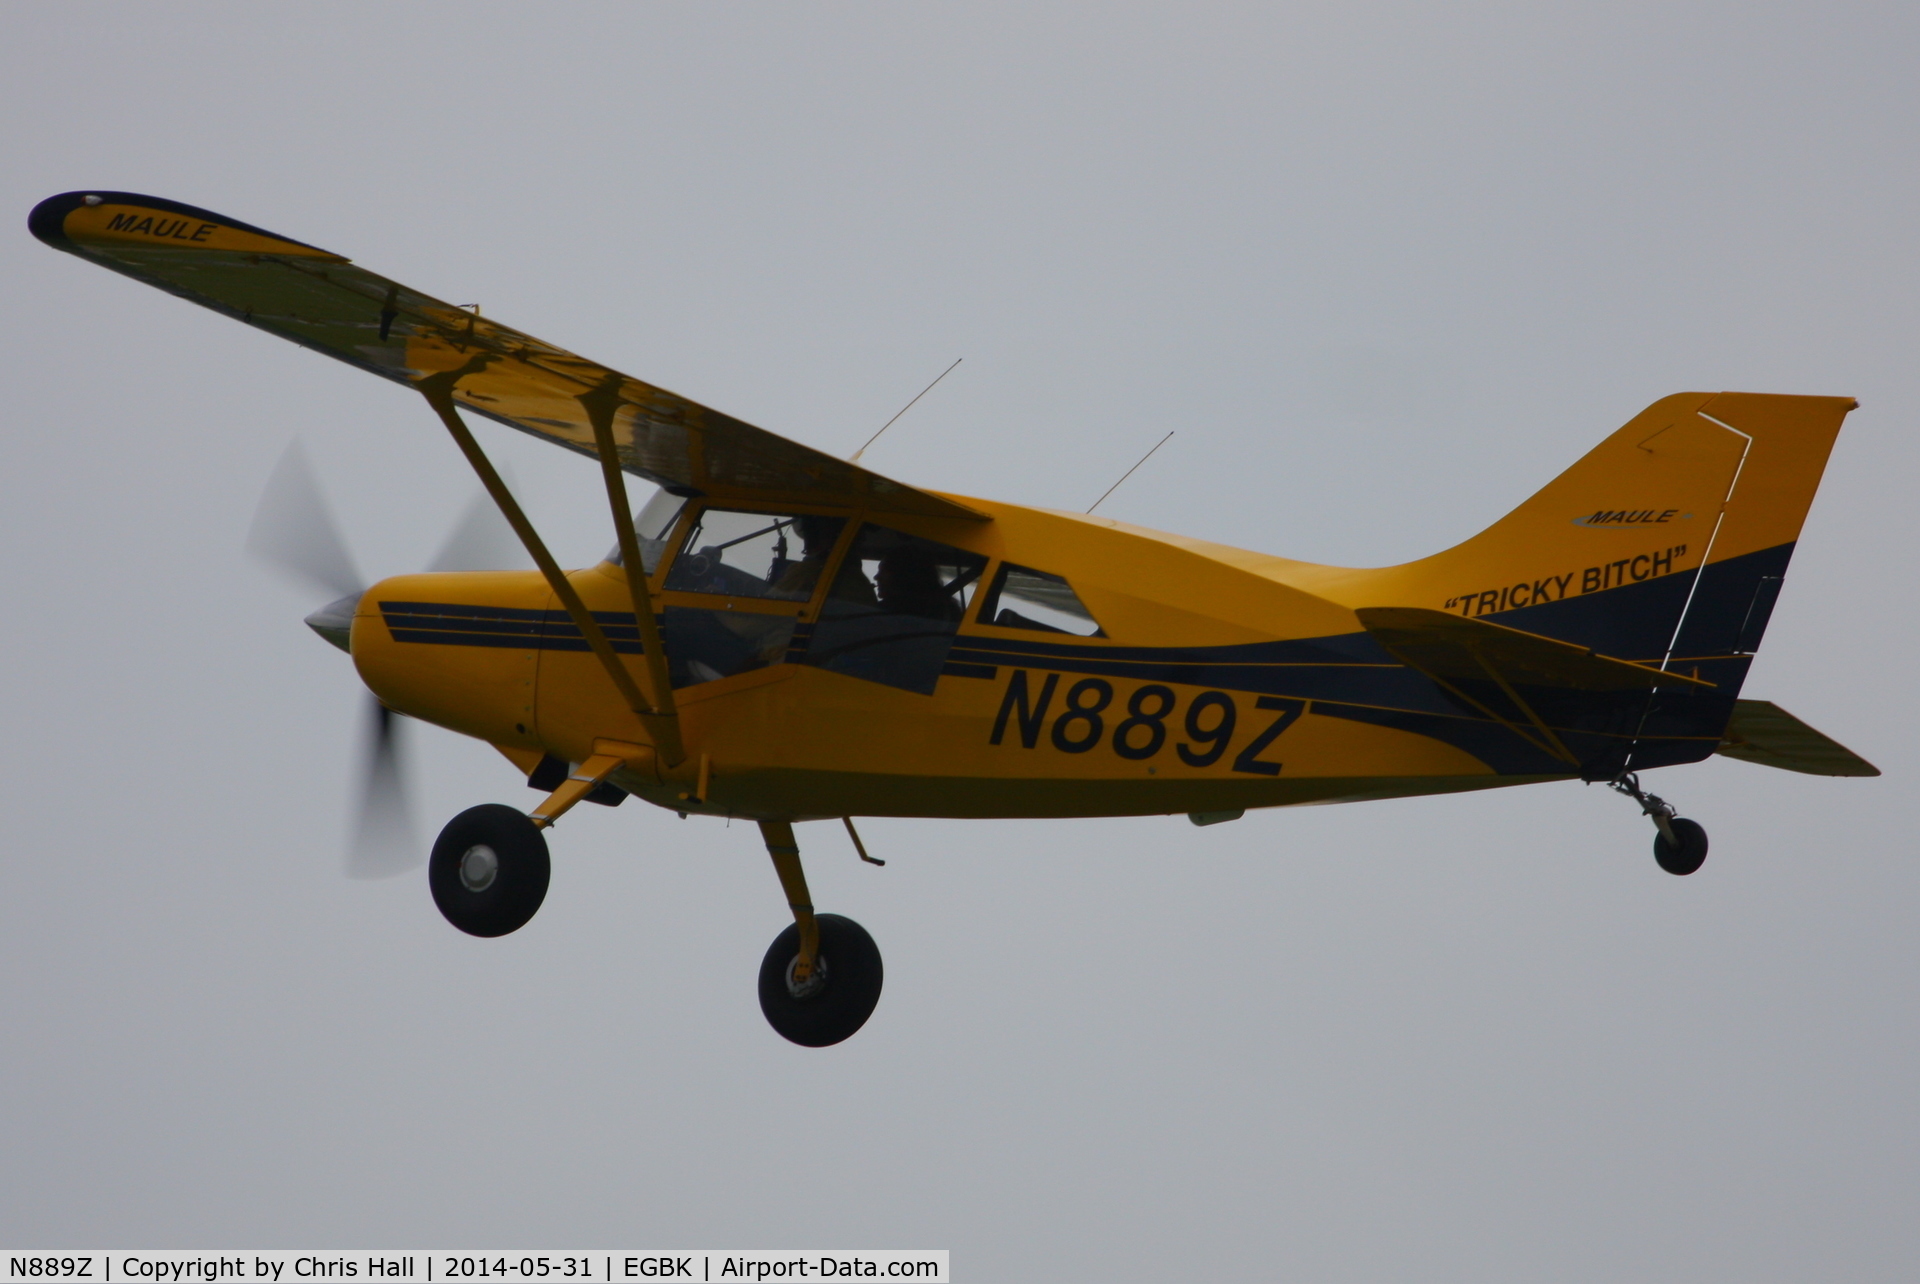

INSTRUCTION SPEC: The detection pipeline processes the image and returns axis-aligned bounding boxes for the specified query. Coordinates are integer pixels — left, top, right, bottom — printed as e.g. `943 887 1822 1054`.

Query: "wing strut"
580 380 684 763
421 370 686 766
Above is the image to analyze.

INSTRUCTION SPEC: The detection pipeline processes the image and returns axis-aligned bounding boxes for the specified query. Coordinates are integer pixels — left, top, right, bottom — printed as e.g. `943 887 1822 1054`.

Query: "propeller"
247 440 526 879
427 488 530 573
246 440 362 600
350 701 418 880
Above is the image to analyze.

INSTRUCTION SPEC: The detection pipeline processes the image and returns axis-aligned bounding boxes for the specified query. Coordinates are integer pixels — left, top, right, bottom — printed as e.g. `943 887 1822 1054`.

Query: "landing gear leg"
1610 773 1708 876
756 820 883 1046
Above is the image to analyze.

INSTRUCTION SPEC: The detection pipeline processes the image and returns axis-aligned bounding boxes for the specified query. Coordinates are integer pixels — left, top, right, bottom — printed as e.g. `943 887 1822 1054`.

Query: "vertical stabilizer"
1336 392 1855 775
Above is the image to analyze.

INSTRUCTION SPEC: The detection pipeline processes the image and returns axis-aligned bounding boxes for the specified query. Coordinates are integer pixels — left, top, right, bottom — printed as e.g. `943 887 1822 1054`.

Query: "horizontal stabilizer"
1356 607 1715 692
1715 700 1880 777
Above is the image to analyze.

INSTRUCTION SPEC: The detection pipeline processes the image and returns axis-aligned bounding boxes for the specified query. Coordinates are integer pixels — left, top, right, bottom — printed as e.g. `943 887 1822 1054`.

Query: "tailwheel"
758 913 884 1047
1653 818 1709 877
1610 773 1707 877
429 803 550 936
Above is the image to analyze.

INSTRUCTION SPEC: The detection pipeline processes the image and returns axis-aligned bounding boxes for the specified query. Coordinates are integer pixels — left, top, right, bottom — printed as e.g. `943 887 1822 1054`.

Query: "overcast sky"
5 3 1919 1279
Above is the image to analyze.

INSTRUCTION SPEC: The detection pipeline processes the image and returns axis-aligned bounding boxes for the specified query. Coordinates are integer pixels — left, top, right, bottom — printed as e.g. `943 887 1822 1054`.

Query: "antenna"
1086 431 1174 514
850 358 962 463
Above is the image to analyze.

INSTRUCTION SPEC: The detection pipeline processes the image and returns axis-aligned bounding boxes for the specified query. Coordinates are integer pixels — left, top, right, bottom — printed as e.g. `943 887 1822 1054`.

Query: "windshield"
606 488 687 572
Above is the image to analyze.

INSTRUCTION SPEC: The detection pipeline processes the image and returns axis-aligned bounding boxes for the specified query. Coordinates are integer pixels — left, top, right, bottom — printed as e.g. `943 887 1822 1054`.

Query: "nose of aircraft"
305 592 361 652
248 442 543 878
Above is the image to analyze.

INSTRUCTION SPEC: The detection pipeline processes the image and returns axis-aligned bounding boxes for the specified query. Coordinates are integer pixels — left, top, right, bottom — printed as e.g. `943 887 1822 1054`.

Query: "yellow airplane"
32 190 1879 1046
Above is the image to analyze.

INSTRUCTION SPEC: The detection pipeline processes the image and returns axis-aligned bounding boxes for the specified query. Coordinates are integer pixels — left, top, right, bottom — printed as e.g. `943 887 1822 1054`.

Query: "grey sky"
4 3 1918 1278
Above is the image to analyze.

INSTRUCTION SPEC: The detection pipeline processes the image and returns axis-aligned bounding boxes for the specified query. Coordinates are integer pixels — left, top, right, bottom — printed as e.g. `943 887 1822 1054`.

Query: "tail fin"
1366 392 1854 661
1351 392 1856 774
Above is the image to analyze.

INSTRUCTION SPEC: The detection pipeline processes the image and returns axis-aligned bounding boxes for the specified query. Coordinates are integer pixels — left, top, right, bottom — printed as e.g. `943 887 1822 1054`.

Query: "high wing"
1715 700 1880 777
30 191 984 522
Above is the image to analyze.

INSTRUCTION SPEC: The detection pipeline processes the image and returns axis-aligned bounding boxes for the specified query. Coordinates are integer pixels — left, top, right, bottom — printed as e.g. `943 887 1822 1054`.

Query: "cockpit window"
977 563 1105 637
606 488 688 573
664 509 847 602
802 524 988 694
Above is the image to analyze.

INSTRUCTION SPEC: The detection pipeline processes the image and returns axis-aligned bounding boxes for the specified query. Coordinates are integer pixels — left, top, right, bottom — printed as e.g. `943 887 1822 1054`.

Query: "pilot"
769 516 844 600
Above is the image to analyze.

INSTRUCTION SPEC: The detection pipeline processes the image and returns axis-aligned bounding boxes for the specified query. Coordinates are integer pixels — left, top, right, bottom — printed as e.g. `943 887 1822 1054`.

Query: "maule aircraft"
32 190 1879 1045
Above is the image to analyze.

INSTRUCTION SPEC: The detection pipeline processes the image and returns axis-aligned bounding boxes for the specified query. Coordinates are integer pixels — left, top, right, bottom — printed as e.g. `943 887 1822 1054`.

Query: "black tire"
429 804 550 936
758 913 883 1047
1653 817 1708 877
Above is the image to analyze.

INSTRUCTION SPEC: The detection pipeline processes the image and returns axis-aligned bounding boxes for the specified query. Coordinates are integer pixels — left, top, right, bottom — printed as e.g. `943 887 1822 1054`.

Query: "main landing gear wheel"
1653 818 1709 877
429 803 550 937
758 914 884 1047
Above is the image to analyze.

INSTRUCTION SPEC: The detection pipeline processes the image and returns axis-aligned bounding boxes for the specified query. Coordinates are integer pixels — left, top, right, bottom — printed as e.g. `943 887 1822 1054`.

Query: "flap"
1716 699 1881 777
1355 607 1715 692
30 191 985 523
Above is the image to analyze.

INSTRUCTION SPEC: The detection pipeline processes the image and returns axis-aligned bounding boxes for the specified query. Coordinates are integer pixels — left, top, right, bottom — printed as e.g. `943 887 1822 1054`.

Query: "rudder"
1661 392 1855 661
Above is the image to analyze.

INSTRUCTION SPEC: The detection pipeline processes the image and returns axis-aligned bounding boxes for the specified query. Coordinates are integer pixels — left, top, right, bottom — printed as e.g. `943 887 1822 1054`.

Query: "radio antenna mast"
1087 431 1174 514
850 358 962 463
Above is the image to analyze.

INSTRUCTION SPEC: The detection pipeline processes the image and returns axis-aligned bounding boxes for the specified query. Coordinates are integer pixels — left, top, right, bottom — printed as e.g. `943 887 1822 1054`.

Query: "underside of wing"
1716 700 1880 776
30 191 983 522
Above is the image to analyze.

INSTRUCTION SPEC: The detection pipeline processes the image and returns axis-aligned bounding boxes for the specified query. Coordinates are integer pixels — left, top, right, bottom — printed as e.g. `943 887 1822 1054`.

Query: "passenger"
828 546 880 608
875 547 957 620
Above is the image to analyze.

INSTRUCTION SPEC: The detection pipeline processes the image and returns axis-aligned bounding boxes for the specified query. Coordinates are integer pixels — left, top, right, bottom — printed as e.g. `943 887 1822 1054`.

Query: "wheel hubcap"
785 953 829 1000
460 844 500 892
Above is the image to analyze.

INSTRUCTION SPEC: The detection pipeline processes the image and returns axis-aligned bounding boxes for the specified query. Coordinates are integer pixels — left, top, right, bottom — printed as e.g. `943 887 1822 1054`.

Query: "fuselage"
350 492 1561 821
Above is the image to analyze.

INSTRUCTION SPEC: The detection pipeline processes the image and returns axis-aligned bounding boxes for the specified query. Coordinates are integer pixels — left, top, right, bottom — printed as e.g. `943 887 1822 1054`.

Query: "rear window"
977 563 1105 637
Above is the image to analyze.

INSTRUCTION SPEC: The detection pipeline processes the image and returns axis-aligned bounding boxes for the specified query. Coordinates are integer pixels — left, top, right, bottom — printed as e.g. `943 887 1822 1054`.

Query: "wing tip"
27 191 85 249
28 189 335 256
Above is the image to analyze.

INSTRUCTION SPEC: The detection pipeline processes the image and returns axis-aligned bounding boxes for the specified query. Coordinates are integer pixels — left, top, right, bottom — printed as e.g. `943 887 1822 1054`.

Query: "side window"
606 487 687 573
803 524 988 694
665 509 847 602
977 563 1106 637
655 507 846 689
